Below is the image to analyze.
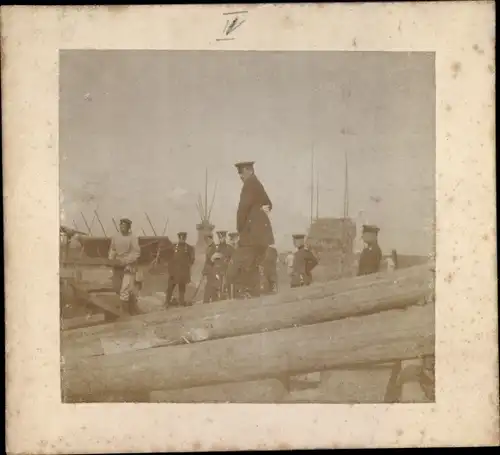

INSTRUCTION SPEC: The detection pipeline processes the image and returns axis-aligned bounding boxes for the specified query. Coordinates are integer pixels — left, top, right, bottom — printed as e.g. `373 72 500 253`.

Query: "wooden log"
61 314 106 331
63 262 434 341
61 303 434 399
62 263 434 358
149 379 287 403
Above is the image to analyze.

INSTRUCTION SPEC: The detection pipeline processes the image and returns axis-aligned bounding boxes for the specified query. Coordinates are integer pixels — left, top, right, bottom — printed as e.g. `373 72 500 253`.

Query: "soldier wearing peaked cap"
165 231 195 307
290 234 318 288
108 217 142 315
358 224 382 276
228 161 275 298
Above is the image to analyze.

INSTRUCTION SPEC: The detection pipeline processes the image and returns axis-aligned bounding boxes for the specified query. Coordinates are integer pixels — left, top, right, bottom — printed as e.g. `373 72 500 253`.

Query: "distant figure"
262 245 278 294
202 233 218 303
387 249 399 272
290 234 318 288
285 250 295 277
228 232 239 249
204 252 225 303
165 232 195 307
228 161 275 298
216 230 234 297
358 225 383 276
107 218 141 315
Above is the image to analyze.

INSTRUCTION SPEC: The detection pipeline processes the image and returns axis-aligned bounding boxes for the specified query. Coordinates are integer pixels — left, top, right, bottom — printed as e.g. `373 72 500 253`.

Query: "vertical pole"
205 168 208 221
316 169 320 220
112 218 119 232
310 148 314 225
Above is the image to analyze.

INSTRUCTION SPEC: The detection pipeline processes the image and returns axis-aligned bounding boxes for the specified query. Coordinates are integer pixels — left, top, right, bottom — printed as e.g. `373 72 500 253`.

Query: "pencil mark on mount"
220 11 248 39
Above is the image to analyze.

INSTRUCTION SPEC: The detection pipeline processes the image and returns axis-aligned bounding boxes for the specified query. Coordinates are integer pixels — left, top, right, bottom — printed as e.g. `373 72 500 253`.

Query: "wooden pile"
61 262 435 403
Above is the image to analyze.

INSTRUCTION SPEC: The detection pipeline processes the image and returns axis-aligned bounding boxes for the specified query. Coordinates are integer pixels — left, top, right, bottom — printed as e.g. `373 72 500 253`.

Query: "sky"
59 50 435 255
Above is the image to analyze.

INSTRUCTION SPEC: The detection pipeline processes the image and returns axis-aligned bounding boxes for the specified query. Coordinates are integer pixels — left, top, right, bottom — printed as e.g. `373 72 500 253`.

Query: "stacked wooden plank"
61 262 435 403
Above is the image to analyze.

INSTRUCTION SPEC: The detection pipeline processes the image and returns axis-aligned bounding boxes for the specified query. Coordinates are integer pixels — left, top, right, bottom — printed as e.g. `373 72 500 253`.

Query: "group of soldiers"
107 160 387 313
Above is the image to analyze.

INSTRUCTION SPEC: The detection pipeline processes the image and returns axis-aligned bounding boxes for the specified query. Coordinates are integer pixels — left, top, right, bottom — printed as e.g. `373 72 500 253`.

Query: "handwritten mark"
217 11 248 41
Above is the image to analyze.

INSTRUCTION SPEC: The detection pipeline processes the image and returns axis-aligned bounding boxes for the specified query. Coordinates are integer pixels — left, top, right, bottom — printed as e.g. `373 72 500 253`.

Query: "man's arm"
108 237 117 261
236 181 256 233
307 251 319 271
189 245 195 266
256 179 273 211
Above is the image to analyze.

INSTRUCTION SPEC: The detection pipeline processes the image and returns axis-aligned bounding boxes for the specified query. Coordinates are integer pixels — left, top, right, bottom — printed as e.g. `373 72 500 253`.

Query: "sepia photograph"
4 3 496 451
59 50 436 404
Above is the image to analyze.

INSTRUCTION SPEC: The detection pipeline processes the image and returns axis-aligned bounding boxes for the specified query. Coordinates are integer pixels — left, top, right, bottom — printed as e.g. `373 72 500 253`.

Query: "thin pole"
344 150 349 218
145 212 158 236
112 218 119 232
80 212 92 235
161 218 169 236
205 168 208 221
310 148 314 225
316 169 320 220
94 210 107 237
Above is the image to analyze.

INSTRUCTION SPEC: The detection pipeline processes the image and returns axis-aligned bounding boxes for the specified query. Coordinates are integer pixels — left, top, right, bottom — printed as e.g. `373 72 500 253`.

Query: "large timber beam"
62 268 433 359
63 262 434 346
61 303 434 399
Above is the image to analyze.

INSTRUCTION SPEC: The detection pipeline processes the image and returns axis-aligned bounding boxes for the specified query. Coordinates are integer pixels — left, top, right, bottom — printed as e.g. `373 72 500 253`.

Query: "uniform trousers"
166 276 187 305
227 245 267 297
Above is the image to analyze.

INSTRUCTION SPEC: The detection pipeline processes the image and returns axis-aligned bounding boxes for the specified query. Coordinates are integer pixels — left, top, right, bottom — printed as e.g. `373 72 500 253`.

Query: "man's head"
234 161 255 182
119 218 132 235
361 225 379 245
177 231 188 244
228 232 239 246
205 233 214 245
292 234 306 248
216 230 227 244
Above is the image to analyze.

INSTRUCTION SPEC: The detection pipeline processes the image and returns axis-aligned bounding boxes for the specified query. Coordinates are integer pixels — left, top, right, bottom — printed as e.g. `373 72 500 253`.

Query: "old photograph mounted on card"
59 50 436 404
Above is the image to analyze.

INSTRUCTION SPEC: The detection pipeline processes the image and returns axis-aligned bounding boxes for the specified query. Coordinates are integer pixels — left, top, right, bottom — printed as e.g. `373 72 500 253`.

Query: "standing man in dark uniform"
165 231 195 307
290 234 318 288
231 161 275 298
357 225 383 276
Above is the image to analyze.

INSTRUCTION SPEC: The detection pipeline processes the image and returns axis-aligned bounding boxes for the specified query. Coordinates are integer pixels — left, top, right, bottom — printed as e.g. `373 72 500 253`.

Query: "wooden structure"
307 217 357 278
195 168 216 252
61 262 435 403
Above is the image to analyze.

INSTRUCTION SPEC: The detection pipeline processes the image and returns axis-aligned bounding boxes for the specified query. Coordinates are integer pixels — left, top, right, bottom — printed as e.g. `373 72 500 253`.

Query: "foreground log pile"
61 262 435 403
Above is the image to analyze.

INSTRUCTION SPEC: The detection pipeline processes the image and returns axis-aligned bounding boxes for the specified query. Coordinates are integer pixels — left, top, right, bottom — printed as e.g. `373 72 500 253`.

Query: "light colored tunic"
108 233 141 301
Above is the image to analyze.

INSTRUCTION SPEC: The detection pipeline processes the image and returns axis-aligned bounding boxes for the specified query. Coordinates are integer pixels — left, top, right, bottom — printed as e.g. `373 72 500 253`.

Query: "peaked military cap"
216 230 228 237
292 234 306 240
362 224 380 234
177 231 187 237
234 161 255 171
119 218 132 226
228 232 239 238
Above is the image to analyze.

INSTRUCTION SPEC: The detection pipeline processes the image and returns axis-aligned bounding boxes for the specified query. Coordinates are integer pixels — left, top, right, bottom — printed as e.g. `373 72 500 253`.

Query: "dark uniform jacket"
237 174 275 247
168 242 195 283
291 247 318 286
357 243 382 276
